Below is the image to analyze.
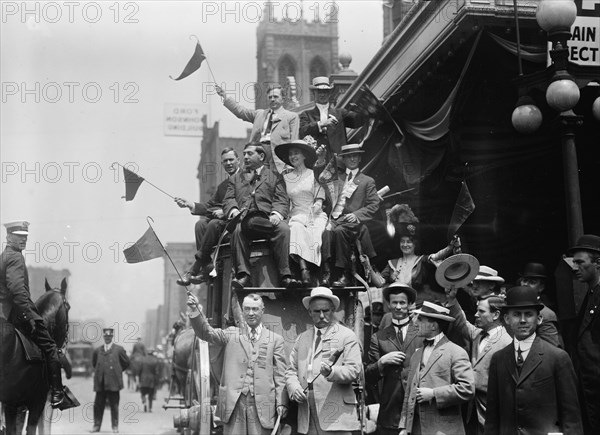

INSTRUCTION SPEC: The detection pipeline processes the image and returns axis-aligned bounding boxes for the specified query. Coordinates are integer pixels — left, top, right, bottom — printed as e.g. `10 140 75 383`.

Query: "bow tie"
423 338 435 347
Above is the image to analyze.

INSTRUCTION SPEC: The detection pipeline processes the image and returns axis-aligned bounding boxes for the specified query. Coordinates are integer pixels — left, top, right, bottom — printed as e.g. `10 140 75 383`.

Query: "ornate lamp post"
511 0 600 245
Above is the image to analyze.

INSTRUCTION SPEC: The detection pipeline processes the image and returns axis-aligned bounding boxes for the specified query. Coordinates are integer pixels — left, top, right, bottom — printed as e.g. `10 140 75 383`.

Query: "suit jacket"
485 336 583 435
138 354 160 389
447 302 512 429
365 322 423 429
224 97 298 171
190 314 288 429
335 171 380 222
400 335 475 435
92 343 130 392
285 322 362 434
299 105 365 155
223 166 289 220
192 176 231 217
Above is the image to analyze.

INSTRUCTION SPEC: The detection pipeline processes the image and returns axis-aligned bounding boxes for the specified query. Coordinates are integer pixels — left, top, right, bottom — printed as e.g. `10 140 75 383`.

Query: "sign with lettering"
164 104 203 137
570 0 600 66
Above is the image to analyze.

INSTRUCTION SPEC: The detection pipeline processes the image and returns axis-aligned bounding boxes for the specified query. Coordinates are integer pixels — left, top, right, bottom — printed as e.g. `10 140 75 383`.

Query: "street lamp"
511 0 599 245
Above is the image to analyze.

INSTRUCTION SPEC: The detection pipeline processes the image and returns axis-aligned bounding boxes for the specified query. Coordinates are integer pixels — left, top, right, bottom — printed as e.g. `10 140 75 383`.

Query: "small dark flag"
123 167 144 201
170 42 206 81
348 85 404 139
124 227 164 263
447 181 475 240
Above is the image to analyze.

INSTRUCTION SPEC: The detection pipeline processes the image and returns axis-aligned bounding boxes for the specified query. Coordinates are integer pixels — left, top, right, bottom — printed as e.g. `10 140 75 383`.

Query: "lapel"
475 327 507 365
383 325 402 351
314 323 337 359
239 326 252 359
419 336 447 379
403 323 419 350
579 284 600 336
253 167 268 191
517 337 544 385
502 345 519 385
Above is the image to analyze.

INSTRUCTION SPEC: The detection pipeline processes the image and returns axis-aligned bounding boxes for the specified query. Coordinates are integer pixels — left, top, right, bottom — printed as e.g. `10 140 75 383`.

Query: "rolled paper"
378 185 390 198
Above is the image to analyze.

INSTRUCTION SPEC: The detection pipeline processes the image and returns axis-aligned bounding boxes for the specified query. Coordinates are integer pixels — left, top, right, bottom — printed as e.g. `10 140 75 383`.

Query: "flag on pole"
123 167 144 201
170 41 206 81
123 226 164 263
348 85 404 139
447 181 475 240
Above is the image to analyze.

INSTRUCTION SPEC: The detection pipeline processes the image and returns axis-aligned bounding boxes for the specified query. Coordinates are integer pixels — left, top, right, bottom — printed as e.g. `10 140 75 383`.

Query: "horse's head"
36 278 70 348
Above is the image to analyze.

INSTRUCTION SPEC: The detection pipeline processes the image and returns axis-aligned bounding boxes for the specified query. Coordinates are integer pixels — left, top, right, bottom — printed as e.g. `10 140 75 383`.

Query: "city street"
44 376 180 435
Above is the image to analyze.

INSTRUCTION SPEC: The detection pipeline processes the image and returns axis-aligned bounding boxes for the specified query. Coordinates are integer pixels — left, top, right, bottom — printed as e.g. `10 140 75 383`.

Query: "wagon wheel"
183 338 212 435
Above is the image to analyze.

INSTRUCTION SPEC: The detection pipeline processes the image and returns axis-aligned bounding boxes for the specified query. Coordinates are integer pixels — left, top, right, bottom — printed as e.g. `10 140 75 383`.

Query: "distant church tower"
255 1 339 109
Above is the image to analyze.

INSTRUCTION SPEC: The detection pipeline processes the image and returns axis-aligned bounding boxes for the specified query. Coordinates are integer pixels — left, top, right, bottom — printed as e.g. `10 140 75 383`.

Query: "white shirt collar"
249 323 262 336
346 168 359 178
514 332 536 351
316 103 329 112
255 165 264 175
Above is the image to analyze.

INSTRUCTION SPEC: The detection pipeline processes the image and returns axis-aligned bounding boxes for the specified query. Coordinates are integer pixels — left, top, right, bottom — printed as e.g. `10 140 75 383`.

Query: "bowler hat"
302 287 340 310
520 262 547 279
275 140 318 169
309 76 334 90
103 328 114 336
240 210 274 241
338 143 364 156
412 301 455 323
383 282 417 304
436 254 480 289
4 221 29 235
503 286 544 311
568 234 600 256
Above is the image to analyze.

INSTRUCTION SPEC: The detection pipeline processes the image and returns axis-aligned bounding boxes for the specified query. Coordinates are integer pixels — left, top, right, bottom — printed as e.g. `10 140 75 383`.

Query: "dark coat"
485 336 583 435
365 323 423 430
92 343 130 392
223 166 289 220
299 105 365 155
138 354 160 389
192 176 231 217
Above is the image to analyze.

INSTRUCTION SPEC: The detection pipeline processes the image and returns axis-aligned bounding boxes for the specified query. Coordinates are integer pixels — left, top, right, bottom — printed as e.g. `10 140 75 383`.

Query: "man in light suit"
399 302 475 435
365 283 423 435
223 143 299 289
445 289 511 435
187 292 288 435
91 328 130 433
286 287 362 434
485 286 583 435
217 84 298 173
315 143 380 287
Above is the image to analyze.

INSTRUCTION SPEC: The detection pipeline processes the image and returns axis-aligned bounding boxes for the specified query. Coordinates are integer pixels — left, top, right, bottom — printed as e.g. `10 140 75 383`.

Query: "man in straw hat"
485 286 582 435
299 76 368 162
568 234 600 434
471 265 504 299
365 283 423 435
0 221 66 408
286 287 362 434
316 142 380 287
399 301 474 435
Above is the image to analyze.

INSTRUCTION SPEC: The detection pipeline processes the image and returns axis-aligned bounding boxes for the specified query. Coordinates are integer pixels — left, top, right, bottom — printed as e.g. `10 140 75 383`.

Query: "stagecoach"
165 238 370 435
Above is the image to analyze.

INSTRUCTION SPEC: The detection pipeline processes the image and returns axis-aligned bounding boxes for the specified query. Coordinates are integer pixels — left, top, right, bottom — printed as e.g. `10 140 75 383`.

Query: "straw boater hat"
4 221 29 235
302 287 340 310
275 140 318 169
338 143 364 156
382 282 417 304
520 262 548 280
503 286 544 312
309 76 334 90
567 234 600 256
412 301 455 323
474 265 504 283
436 254 480 289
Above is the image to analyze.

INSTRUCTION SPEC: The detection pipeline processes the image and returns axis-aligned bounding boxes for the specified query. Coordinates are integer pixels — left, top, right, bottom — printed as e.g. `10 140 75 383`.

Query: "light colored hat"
4 221 29 235
338 143 364 156
412 301 455 323
436 254 480 289
474 265 504 283
309 76 334 90
302 287 340 310
382 282 417 304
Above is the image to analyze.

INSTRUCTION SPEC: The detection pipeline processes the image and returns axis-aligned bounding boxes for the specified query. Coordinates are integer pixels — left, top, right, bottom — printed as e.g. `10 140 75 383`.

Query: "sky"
0 1 383 338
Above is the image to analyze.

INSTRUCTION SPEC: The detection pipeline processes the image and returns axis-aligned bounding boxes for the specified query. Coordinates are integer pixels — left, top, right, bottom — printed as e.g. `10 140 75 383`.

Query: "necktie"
516 345 524 370
347 171 353 183
397 326 404 344
424 338 435 347
265 110 274 135
250 328 257 343
314 330 322 352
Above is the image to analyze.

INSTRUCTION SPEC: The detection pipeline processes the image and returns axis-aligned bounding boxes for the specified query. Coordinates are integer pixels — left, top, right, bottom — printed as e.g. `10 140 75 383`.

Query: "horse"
0 278 70 435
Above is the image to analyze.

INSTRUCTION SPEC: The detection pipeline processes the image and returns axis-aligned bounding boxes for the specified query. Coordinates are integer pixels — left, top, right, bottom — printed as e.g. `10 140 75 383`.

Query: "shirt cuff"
271 211 283 220
318 121 325 133
228 209 239 219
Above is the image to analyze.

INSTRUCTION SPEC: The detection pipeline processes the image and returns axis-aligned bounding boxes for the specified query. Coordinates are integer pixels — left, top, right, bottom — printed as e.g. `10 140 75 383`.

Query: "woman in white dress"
275 140 327 286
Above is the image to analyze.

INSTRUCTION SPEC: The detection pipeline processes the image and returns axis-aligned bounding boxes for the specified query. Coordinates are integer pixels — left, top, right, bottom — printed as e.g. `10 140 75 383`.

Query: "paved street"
44 376 181 434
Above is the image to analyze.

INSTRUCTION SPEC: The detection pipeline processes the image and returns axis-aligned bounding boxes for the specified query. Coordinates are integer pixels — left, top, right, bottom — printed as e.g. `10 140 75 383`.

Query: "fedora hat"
474 265 504 283
240 210 274 241
568 234 600 256
302 287 340 310
275 140 318 169
309 76 334 90
4 220 29 235
503 286 544 311
383 282 417 304
436 254 480 289
338 143 364 156
412 301 455 323
520 262 547 279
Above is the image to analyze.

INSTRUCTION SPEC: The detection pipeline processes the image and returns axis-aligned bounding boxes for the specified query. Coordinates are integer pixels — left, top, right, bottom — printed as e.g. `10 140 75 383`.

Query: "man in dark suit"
485 286 583 435
91 328 130 433
366 283 422 435
299 76 366 162
569 234 600 434
217 84 298 173
175 148 240 285
223 143 299 289
316 143 380 287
